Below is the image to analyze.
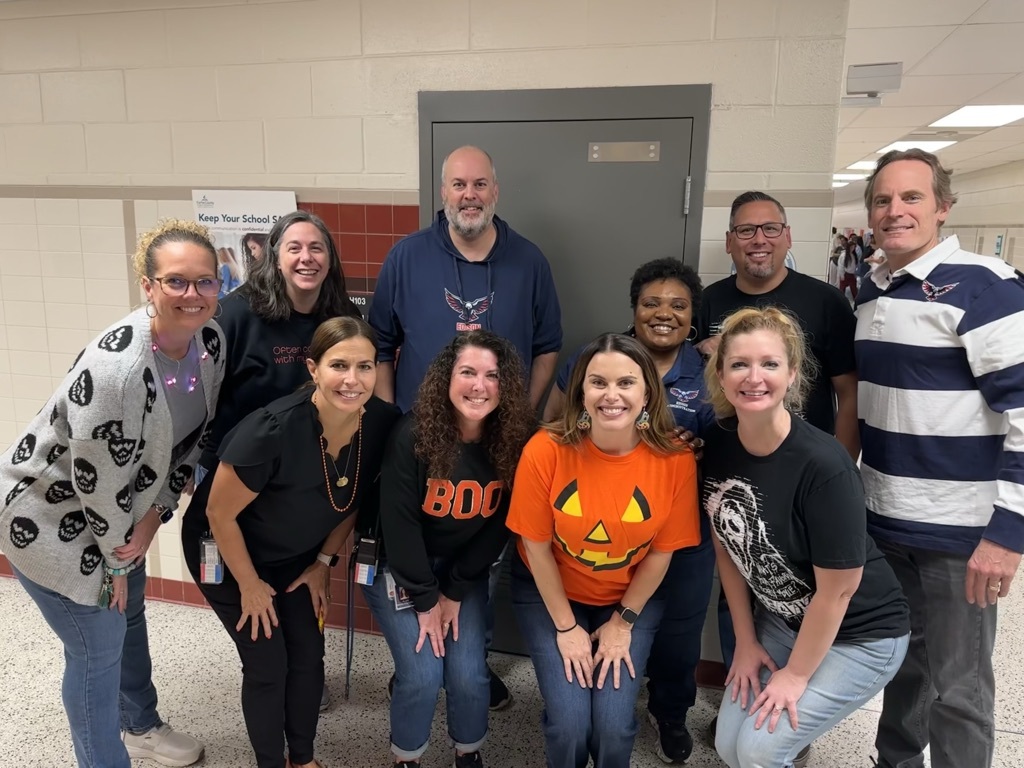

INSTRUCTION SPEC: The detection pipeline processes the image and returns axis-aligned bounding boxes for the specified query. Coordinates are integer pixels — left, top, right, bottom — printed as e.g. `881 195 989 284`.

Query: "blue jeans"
874 540 997 768
716 610 909 768
119 563 162 734
15 567 132 768
510 553 665 768
646 517 716 724
362 565 490 760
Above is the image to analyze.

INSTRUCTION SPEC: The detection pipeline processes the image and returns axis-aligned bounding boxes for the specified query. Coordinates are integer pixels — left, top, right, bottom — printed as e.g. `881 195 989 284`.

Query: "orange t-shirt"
507 430 700 606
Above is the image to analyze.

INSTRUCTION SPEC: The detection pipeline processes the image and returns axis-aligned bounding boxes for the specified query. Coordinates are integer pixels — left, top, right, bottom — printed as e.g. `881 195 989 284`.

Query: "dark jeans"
646 529 716 724
874 540 997 768
182 531 324 768
511 552 664 768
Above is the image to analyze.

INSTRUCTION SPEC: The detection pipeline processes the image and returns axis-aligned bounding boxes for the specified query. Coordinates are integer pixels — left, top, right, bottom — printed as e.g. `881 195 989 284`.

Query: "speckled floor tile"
1 576 1021 768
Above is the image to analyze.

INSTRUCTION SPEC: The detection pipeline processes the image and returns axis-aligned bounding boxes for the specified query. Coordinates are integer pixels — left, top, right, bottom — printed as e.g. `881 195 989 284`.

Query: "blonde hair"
548 333 684 454
132 219 217 281
704 307 816 419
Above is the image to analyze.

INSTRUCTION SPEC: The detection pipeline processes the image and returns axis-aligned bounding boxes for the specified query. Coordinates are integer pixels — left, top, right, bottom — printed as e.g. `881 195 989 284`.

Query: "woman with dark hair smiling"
364 330 534 768
182 316 400 768
543 258 714 763
509 333 700 768
197 210 361 486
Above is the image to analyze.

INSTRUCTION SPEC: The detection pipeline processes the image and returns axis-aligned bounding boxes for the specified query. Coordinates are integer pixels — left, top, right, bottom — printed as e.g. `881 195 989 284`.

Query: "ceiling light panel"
930 105 1024 128
877 140 957 153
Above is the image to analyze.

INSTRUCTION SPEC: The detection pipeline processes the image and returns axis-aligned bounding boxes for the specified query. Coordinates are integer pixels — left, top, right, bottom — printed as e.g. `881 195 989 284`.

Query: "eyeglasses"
150 276 222 297
730 222 787 240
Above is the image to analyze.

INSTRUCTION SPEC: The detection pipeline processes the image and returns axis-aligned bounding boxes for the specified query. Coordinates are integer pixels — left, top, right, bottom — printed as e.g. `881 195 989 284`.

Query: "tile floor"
1 576 1022 768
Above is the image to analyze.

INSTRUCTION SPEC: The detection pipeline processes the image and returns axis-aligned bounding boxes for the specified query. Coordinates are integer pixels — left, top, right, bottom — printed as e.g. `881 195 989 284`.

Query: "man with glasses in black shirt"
694 191 859 768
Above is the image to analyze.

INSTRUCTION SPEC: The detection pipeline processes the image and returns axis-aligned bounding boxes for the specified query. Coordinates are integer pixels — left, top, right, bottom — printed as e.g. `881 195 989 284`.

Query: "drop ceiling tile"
883 74 1013 107
847 106 949 128
912 23 1024 75
848 0 983 29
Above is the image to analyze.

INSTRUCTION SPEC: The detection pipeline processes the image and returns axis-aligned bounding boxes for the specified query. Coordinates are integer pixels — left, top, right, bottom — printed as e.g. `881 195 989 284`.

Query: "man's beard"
445 200 496 240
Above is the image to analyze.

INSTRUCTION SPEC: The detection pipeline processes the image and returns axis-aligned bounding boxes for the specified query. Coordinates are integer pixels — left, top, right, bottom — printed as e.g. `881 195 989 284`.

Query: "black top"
381 414 510 612
696 270 856 434
199 290 334 470
702 416 909 642
183 388 400 566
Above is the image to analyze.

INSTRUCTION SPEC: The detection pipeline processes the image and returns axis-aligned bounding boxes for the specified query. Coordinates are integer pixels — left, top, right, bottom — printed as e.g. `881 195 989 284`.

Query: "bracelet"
104 561 140 577
555 621 578 634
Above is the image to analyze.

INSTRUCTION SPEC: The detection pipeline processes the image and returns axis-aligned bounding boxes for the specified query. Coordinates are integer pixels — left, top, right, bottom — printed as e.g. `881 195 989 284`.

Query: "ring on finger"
988 582 1001 592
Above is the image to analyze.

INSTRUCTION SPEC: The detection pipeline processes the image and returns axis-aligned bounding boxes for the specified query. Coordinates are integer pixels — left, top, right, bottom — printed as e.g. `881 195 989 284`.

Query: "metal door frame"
417 85 712 269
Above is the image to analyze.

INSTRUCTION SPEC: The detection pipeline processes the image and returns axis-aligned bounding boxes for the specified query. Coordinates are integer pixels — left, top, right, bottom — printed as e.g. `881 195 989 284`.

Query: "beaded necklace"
315 395 363 514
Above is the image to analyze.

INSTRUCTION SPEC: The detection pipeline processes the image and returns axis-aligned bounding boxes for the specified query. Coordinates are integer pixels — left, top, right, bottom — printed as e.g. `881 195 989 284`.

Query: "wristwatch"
615 603 639 626
317 552 340 568
153 504 174 524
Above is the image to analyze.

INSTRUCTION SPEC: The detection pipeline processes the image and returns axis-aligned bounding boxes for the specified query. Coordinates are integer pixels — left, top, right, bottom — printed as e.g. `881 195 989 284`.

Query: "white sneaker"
122 723 204 767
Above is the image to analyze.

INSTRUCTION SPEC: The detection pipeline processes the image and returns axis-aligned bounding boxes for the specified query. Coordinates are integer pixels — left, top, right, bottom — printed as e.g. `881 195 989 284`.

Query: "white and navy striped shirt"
854 236 1024 556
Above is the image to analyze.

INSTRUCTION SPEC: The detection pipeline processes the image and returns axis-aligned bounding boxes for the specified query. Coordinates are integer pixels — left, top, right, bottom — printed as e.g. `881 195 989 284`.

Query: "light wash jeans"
119 562 163 734
716 610 909 768
15 567 132 768
362 563 490 761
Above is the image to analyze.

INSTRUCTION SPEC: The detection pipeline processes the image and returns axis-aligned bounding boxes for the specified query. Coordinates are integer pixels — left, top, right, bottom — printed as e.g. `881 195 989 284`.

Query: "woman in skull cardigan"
0 308 224 604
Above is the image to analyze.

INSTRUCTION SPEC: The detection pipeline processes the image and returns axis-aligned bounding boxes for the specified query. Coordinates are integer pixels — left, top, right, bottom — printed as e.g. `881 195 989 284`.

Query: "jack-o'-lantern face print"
552 479 654 570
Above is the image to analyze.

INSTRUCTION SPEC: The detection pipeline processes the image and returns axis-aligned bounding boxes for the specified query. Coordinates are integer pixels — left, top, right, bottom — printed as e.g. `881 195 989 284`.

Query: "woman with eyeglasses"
0 220 225 768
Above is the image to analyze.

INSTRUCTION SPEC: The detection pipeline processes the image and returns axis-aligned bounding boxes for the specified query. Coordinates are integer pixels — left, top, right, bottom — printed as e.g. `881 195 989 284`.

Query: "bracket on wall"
588 141 660 162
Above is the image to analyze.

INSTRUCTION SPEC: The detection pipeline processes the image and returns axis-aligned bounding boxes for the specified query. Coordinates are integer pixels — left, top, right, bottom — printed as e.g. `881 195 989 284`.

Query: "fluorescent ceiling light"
847 161 877 171
877 140 956 153
832 182 849 188
930 105 1024 128
833 173 869 181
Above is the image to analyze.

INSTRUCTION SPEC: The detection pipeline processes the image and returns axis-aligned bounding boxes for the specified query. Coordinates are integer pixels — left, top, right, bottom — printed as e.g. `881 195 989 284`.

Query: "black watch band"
615 603 639 625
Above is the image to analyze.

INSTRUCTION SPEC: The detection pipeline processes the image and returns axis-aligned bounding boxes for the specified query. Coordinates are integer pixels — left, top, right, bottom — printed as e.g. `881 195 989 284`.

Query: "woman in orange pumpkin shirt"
507 333 701 768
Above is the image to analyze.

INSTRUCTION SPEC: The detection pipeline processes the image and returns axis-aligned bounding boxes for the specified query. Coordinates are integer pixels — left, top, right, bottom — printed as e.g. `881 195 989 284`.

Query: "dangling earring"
576 410 592 431
686 326 698 342
145 302 156 318
635 407 651 431
213 303 223 319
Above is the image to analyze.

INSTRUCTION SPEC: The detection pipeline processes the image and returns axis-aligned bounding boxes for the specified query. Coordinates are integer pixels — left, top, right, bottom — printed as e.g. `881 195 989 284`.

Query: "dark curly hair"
628 257 703 316
242 210 360 323
412 331 535 487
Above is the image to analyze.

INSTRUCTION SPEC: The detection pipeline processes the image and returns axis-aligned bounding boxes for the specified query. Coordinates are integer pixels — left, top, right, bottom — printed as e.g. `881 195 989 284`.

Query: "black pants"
182 531 324 768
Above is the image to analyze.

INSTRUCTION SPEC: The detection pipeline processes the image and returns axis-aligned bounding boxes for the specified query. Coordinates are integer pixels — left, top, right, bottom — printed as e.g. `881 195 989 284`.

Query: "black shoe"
488 667 512 711
387 674 394 701
647 712 693 764
793 744 810 768
453 752 483 768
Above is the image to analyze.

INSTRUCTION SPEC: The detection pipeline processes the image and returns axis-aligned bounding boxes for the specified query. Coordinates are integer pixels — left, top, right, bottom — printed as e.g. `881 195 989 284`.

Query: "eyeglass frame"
729 222 789 240
148 275 223 297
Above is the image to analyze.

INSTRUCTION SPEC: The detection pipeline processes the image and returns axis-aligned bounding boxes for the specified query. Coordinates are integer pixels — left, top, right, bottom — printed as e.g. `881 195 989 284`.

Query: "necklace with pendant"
313 391 363 511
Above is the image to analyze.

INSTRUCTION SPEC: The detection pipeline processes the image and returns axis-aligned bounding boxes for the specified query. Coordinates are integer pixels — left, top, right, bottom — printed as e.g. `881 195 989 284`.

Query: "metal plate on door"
588 142 661 162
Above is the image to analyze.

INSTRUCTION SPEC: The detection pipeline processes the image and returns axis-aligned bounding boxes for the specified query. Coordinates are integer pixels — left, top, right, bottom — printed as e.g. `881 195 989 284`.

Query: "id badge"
384 571 413 611
199 536 223 585
354 537 379 586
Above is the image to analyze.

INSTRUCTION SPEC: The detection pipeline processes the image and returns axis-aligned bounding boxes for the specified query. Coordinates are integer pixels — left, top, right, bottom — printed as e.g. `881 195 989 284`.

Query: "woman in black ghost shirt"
365 330 534 768
701 307 909 768
181 316 399 768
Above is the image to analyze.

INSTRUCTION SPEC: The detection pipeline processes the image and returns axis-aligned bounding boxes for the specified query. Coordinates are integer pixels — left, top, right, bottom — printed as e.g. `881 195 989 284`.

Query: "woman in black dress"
182 316 400 768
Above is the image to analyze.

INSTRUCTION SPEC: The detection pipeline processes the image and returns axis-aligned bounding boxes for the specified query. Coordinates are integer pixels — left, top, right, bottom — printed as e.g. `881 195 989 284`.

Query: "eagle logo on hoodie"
445 288 494 324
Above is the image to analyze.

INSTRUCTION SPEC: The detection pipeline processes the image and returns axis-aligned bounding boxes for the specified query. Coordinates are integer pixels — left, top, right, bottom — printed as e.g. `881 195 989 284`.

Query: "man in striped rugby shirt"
856 148 1024 768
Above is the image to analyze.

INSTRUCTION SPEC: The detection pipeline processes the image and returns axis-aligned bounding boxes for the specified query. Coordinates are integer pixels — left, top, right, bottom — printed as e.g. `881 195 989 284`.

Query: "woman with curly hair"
507 333 700 768
363 330 535 768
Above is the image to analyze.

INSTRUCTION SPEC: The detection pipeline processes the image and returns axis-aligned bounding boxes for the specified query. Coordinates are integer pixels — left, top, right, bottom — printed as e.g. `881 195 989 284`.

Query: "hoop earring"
145 302 156 318
214 303 223 319
686 326 698 342
635 408 651 431
576 410 592 431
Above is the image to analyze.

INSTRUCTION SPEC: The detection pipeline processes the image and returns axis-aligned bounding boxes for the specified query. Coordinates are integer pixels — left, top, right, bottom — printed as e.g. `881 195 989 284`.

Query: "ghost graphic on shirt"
704 476 811 620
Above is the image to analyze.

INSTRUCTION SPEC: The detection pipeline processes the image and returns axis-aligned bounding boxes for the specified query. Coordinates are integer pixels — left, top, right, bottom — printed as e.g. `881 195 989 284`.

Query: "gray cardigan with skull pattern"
0 308 224 605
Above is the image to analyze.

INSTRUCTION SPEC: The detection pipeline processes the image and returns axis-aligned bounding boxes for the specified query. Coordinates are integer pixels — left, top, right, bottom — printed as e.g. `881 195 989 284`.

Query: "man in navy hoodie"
370 145 562 414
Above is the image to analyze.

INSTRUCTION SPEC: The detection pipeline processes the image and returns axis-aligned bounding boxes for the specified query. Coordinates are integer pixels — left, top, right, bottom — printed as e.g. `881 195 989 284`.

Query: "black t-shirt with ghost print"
702 415 909 642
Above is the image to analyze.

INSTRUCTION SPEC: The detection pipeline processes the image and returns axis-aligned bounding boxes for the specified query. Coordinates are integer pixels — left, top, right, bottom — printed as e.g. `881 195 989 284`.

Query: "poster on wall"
191 189 297 297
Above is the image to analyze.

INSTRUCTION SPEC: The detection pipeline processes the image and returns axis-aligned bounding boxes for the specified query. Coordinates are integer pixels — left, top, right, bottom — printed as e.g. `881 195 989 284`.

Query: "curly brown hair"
412 331 535 487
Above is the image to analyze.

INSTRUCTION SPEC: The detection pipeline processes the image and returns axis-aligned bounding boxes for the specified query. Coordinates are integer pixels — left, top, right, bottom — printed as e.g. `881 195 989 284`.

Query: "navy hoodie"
370 212 562 412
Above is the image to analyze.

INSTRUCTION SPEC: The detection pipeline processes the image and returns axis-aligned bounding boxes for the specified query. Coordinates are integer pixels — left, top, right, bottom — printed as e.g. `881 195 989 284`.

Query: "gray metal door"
431 118 693 361
430 118 695 655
